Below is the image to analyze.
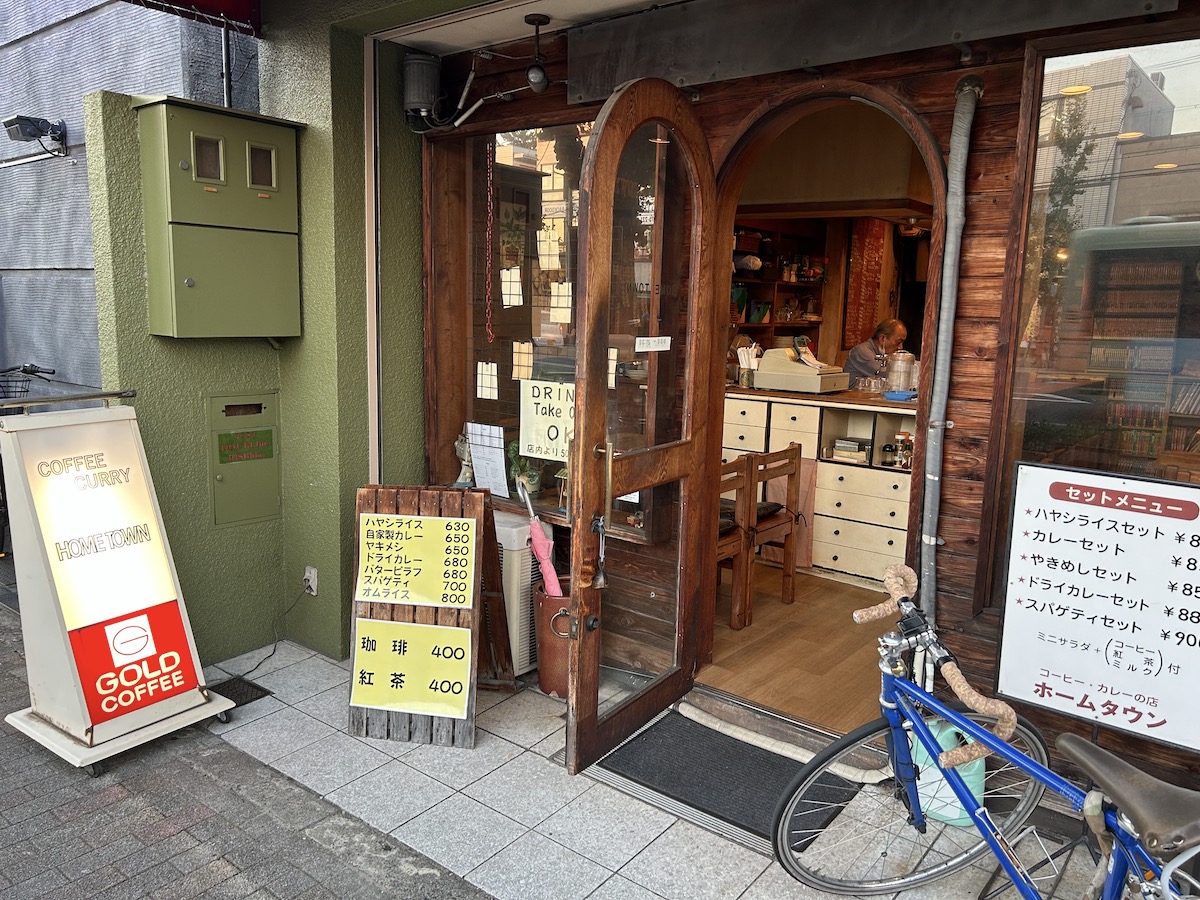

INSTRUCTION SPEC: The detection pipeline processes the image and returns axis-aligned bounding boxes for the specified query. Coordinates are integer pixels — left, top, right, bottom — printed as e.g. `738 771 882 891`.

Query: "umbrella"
517 479 561 597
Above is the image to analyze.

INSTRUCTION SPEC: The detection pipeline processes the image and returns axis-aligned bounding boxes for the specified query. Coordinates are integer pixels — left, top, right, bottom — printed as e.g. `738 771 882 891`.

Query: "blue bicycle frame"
882 670 1171 900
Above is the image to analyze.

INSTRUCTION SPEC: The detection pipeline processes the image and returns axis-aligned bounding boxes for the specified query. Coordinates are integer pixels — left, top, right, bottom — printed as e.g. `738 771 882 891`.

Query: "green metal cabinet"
208 392 281 526
135 96 303 337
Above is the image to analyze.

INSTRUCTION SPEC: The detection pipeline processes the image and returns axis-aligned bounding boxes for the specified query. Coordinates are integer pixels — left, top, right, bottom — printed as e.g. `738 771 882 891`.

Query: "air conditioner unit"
492 510 553 676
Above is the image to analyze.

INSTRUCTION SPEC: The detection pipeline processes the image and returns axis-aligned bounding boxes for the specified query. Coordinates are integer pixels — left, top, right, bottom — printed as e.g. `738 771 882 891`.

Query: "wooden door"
566 78 721 773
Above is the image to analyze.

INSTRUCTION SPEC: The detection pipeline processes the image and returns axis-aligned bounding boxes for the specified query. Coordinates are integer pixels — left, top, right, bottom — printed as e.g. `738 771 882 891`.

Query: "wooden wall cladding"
423 9 1200 780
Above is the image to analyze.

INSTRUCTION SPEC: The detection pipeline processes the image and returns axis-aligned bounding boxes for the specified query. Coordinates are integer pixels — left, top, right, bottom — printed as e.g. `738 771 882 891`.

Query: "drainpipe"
920 75 984 624
221 17 232 107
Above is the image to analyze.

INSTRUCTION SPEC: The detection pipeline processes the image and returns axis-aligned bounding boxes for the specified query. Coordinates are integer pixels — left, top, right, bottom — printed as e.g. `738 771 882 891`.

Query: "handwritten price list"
354 514 476 608
999 463 1200 752
349 619 472 719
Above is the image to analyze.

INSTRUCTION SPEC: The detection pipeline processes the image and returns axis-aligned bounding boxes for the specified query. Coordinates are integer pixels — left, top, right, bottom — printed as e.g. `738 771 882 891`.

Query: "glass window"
462 123 593 500
192 134 224 182
997 38 1200 591
248 143 277 189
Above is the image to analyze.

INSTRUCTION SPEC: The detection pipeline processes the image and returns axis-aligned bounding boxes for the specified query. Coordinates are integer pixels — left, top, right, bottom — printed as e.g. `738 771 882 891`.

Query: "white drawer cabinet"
722 397 768 463
722 391 915 583
725 397 769 428
816 463 908 498
812 541 902 581
768 400 819 458
813 461 909 581
813 516 904 557
814 487 907 526
722 422 767 454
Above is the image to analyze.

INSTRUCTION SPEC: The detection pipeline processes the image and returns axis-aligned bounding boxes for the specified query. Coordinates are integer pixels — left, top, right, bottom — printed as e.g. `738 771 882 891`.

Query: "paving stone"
101 860 188 900
237 854 321 899
4 866 69 899
114 829 201 877
56 833 147 879
200 871 262 899
53 862 126 900
152 856 240 899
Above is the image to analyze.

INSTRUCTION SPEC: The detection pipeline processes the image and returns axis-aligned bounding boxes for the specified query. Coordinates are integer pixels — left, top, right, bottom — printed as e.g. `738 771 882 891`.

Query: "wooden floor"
697 564 895 734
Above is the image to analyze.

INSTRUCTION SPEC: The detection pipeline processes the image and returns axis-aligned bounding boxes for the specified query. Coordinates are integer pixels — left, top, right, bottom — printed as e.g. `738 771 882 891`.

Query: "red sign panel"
1048 480 1200 520
67 600 198 725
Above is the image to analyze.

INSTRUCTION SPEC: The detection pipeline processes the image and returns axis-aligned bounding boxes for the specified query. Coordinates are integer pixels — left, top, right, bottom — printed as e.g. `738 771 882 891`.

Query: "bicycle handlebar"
857 564 1016 768
0 363 55 376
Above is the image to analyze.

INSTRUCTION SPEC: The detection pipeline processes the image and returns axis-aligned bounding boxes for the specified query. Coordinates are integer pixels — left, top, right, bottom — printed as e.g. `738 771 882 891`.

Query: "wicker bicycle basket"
0 373 31 399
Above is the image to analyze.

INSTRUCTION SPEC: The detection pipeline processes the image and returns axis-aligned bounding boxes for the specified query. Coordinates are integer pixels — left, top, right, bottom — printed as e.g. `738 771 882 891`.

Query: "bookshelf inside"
1082 251 1200 468
731 219 828 349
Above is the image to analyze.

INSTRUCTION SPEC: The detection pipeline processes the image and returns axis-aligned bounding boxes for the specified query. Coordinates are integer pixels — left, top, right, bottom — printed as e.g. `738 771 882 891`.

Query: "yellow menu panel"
349 619 472 719
355 513 475 608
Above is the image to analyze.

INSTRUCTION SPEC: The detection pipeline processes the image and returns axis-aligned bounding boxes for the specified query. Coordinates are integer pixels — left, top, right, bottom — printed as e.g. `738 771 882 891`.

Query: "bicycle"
772 564 1200 899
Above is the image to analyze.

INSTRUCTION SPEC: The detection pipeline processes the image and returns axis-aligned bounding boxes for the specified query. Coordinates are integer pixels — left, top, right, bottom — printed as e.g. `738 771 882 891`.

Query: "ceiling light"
1059 84 1092 96
1055 248 1069 261
525 14 550 94
1117 131 1144 140
1154 162 1179 170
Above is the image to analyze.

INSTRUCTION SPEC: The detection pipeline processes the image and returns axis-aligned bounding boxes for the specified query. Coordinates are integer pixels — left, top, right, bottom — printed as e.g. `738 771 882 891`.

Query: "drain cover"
209 676 272 708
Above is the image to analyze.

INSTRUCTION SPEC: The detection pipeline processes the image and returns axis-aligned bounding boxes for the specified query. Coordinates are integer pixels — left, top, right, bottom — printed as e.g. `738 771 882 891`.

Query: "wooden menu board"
348 486 485 748
999 462 1200 753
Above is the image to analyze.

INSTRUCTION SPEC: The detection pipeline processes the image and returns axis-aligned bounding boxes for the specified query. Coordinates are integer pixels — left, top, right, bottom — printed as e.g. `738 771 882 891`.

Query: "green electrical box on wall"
134 96 304 338
208 391 281 526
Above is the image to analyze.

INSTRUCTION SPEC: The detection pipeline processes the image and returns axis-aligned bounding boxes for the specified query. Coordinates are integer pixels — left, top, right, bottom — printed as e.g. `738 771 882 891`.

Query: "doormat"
208 676 272 708
595 709 854 843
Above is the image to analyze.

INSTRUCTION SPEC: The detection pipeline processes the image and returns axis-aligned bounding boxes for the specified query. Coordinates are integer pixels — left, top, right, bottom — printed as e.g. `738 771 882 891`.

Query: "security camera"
3 115 65 143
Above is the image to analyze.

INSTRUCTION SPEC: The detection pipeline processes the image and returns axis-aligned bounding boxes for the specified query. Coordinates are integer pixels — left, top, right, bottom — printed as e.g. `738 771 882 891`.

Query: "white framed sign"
999 462 1200 752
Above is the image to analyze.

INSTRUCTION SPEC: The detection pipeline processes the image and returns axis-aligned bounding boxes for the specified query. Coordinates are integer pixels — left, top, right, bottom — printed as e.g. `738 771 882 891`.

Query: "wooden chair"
730 442 803 630
716 454 753 629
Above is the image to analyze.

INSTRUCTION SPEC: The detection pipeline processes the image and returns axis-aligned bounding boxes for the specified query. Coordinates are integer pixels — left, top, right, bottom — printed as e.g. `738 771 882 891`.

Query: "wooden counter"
724 385 920 413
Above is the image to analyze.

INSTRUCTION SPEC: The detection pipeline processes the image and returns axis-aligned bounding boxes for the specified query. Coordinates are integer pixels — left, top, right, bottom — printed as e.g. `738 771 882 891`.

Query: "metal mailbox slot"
208 392 281 526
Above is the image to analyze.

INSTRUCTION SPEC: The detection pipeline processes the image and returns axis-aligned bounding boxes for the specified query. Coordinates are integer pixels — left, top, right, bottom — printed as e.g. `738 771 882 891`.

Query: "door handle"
591 440 614 588
567 614 602 639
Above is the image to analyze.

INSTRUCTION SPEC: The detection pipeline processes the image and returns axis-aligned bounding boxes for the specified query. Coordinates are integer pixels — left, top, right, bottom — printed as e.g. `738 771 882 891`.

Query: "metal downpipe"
919 75 984 623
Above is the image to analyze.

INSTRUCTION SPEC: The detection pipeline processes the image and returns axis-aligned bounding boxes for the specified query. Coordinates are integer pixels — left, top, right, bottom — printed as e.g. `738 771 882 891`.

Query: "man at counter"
844 318 907 380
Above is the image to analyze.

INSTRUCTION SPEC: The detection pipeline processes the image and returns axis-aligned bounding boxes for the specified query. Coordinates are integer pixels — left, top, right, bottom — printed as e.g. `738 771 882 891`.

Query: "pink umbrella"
518 479 561 597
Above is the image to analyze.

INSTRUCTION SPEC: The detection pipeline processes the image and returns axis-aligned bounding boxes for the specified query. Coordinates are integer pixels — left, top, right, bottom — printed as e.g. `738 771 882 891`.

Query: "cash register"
752 339 850 394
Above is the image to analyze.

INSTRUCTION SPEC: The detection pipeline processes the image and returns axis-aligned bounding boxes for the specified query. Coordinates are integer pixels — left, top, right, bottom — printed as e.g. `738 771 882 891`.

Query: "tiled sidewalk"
0 607 490 900
205 642 1101 900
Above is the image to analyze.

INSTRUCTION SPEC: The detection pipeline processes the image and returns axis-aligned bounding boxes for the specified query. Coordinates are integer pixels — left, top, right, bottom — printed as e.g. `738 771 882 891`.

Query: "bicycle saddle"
1057 732 1200 855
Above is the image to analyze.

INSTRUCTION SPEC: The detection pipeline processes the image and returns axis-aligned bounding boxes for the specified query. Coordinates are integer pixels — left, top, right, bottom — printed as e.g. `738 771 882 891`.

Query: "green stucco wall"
85 90 286 665
85 0 477 665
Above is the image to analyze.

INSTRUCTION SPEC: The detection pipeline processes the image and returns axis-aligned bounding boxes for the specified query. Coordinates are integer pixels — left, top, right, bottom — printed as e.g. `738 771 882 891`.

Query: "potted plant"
507 441 541 493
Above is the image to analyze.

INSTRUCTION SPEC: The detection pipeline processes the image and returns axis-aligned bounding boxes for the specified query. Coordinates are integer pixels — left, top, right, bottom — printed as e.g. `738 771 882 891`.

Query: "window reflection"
466 123 592 500
1010 39 1200 483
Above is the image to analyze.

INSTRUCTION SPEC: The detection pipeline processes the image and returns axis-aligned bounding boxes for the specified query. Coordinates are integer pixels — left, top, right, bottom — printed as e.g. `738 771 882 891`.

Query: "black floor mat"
597 709 852 840
208 676 272 707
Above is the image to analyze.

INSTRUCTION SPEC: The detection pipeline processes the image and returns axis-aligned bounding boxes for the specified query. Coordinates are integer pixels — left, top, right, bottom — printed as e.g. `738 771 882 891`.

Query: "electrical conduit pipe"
920 75 984 625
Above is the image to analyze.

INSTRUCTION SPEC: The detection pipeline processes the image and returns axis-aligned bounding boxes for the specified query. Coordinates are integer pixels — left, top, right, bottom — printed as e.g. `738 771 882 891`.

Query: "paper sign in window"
465 422 508 499
501 267 524 308
550 282 572 324
513 342 533 380
475 361 498 400
538 227 561 270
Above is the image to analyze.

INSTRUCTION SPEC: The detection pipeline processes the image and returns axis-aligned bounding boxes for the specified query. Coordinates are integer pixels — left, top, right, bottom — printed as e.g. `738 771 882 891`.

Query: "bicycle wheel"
773 704 1049 895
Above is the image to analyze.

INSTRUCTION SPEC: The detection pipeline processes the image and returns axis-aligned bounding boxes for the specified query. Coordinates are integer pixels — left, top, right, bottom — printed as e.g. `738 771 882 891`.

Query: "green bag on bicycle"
912 718 984 826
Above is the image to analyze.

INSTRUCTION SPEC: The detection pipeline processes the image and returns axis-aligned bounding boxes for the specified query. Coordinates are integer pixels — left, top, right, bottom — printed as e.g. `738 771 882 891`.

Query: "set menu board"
351 512 477 721
999 463 1200 752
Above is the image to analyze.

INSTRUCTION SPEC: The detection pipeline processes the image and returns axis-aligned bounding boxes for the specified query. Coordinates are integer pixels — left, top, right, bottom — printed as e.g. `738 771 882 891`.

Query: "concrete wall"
0 1 257 390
